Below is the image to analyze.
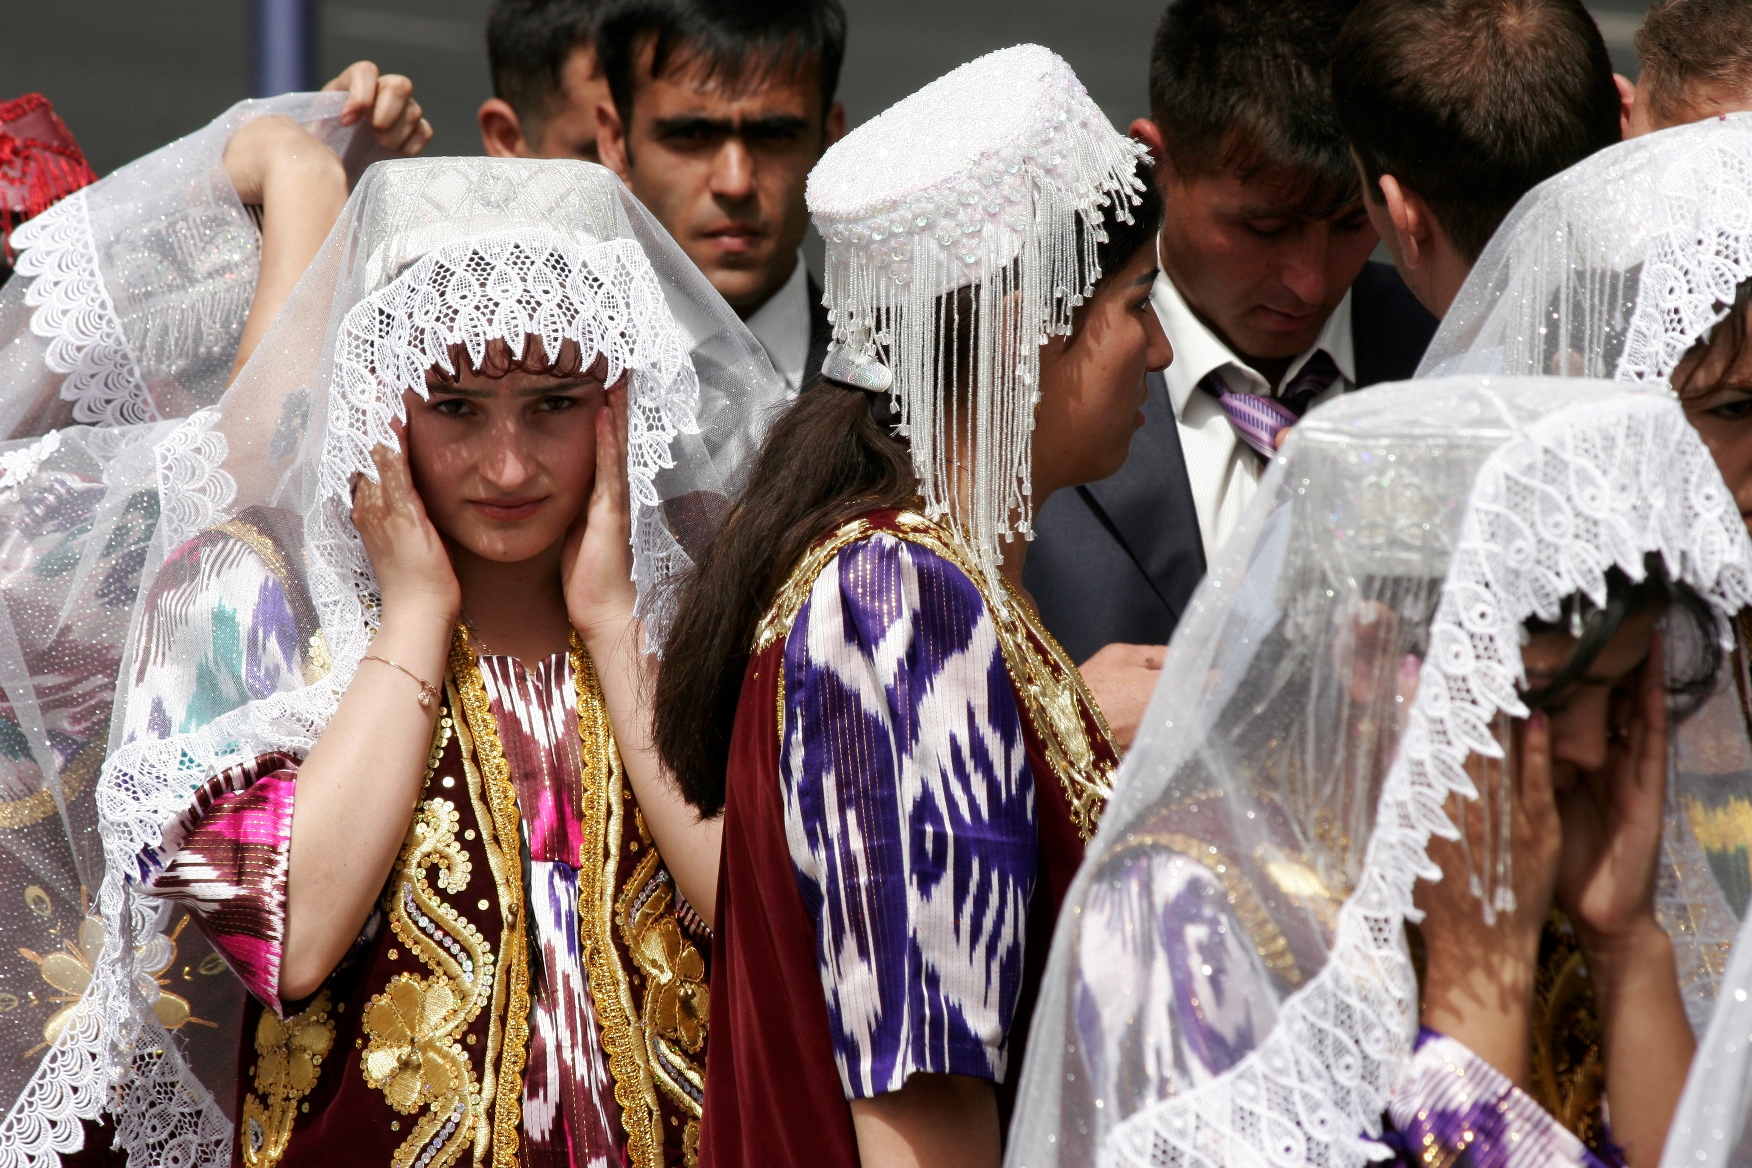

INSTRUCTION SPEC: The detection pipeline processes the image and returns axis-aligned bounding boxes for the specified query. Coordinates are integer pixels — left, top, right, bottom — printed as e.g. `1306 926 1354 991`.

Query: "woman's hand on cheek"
1556 635 1669 954
563 386 638 650
351 426 461 631
1415 712 1561 1088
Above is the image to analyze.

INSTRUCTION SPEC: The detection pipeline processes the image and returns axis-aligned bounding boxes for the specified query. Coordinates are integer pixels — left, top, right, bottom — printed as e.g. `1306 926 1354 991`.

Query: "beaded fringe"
821 131 1146 596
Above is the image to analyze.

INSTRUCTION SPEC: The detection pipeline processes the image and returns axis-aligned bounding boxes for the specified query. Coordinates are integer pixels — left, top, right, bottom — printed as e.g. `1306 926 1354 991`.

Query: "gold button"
466 1033 476 1045
391 1121 400 1132
387 949 399 961
464 829 476 840
477 899 489 911
442 776 455 788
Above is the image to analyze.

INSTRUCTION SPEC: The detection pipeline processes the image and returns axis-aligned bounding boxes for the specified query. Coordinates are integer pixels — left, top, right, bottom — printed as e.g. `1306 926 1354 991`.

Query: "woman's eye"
1707 396 1752 421
432 398 471 417
537 395 580 412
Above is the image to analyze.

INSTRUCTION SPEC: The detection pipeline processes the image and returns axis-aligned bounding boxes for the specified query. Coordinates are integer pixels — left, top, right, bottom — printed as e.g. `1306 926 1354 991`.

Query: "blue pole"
252 0 317 97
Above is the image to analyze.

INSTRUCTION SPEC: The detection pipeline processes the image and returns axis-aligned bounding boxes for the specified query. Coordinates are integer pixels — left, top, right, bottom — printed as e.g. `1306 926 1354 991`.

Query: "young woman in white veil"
1413 107 1752 1168
0 79 429 1164
1002 375 1752 1168
0 155 787 1168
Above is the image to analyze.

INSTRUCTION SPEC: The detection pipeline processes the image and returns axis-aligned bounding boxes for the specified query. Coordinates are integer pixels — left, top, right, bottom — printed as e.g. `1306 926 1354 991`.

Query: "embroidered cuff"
1387 1028 1611 1168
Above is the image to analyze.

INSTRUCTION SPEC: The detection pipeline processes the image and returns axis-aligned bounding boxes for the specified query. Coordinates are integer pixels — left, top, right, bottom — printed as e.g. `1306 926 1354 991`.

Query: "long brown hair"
654 167 1163 816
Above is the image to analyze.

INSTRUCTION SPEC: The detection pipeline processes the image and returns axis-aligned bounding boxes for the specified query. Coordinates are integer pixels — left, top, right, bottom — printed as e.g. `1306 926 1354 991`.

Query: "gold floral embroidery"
361 679 497 1168
21 908 208 1056
449 631 531 1168
363 975 473 1112
755 511 1117 840
618 815 708 1122
241 991 334 1168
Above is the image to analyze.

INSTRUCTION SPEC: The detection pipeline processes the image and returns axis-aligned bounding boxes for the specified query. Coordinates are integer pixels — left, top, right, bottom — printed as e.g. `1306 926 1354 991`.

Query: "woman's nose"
480 427 536 487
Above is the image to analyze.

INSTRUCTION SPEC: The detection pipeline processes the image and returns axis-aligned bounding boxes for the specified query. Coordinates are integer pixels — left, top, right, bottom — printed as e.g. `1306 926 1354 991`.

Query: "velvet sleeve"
1383 1028 1622 1167
779 532 1038 1100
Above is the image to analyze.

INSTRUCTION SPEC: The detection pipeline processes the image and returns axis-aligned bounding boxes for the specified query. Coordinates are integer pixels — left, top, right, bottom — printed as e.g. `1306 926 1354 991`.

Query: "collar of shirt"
1153 266 1357 422
743 249 811 393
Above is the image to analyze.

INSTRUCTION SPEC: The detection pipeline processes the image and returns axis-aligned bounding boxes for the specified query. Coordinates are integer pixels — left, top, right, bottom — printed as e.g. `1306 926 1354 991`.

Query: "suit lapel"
1079 371 1205 625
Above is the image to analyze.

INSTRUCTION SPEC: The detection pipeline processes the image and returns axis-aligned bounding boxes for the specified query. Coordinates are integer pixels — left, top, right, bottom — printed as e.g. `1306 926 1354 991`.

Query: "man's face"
531 44 612 162
1156 154 1377 365
598 47 844 314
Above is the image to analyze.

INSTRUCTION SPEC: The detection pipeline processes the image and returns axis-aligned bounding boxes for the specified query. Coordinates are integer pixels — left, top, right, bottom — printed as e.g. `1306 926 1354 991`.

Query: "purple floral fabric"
779 532 1038 1100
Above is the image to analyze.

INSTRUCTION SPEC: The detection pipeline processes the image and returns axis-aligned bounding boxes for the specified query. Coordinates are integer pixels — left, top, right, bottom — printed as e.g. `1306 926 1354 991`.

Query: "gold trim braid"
755 511 1117 841
569 632 667 1168
449 631 533 1168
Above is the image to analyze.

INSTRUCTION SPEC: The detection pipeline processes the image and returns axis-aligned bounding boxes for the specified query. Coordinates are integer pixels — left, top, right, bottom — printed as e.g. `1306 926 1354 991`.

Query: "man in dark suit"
1025 0 1440 744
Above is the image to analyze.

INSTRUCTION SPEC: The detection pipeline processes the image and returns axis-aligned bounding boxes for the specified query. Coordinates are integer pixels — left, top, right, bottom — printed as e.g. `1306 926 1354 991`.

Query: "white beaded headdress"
807 44 1148 582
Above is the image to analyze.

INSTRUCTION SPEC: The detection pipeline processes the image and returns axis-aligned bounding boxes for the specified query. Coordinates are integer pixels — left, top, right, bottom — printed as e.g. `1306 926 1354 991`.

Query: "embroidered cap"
807 44 1148 584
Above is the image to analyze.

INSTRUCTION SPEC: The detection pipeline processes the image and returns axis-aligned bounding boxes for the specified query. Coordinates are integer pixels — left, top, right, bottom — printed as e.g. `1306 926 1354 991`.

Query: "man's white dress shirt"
744 249 812 395
1153 269 1355 565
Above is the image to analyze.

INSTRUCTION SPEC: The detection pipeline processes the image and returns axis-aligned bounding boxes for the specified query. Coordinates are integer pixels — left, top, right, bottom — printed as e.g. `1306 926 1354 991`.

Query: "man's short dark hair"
595 0 846 127
1333 0 1620 264
487 0 599 134
1638 0 1752 124
1147 0 1363 217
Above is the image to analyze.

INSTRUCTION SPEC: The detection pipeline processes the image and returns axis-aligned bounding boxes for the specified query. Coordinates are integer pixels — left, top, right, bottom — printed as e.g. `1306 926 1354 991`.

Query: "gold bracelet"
362 654 438 709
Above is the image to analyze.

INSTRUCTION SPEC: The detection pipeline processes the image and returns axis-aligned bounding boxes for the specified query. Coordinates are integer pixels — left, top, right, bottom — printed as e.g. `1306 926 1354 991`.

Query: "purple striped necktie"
1199 349 1341 461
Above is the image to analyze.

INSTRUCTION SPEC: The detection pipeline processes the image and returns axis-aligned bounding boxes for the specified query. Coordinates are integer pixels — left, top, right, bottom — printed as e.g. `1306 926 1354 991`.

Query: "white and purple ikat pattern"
780 533 1038 1101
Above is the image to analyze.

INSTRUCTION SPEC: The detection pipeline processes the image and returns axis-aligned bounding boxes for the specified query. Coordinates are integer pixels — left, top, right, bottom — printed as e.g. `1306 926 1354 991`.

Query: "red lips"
468 497 545 522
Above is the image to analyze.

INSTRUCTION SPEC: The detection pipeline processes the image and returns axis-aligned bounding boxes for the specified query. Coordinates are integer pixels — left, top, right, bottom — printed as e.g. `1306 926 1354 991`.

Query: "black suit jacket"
805 273 831 387
1023 261 1438 663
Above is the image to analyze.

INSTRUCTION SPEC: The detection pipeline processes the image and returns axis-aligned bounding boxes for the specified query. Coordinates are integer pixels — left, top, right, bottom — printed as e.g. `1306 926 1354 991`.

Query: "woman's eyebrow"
516 379 600 397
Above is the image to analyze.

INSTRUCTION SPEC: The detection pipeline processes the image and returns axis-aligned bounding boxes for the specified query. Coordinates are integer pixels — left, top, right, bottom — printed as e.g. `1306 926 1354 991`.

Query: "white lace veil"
1418 114 1752 383
0 91 383 440
1004 376 1752 1168
0 155 785 1168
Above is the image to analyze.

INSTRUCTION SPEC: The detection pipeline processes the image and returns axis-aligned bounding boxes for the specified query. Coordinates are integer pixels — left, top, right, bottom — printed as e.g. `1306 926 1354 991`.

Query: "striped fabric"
1385 1029 1619 1167
1199 350 1341 461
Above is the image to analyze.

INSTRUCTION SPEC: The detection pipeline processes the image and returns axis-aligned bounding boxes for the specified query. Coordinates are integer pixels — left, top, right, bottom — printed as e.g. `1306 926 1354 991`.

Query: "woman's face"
404 364 607 563
1521 605 1659 787
1674 310 1752 536
1030 243 1173 499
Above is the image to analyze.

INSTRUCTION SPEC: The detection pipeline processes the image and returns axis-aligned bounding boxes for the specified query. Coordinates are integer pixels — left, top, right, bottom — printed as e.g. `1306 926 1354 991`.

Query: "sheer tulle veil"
0 155 785 1167
1004 376 1752 1168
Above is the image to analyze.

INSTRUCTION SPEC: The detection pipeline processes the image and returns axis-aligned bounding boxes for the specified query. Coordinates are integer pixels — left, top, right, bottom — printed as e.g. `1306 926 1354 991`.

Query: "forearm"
229 127 347 380
282 608 450 999
849 1074 1001 1168
1587 923 1693 1168
1421 943 1538 1090
586 611 721 927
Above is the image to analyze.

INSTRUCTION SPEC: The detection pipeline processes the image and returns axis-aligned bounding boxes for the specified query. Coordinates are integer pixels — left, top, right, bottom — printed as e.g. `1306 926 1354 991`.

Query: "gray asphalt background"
2 0 1652 178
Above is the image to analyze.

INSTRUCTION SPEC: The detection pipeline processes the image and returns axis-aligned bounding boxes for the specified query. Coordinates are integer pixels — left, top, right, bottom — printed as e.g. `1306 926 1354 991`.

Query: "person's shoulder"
756 509 988 651
1349 260 1440 387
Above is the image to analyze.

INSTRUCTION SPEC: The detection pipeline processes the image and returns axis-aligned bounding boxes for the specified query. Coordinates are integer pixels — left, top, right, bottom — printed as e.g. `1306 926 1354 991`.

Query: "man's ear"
1615 73 1637 140
824 100 847 150
478 98 532 158
1377 174 1429 270
595 97 633 180
1128 117 1172 199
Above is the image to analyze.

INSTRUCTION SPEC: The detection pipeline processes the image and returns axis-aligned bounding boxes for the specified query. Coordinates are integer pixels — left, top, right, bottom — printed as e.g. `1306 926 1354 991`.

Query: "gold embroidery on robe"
618 809 708 1129
450 633 532 1168
571 633 672 1167
243 991 335 1168
754 510 1117 841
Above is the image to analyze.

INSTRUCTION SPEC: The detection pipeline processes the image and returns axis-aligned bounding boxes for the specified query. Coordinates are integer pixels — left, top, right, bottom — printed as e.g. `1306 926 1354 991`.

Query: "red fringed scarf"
0 93 96 265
